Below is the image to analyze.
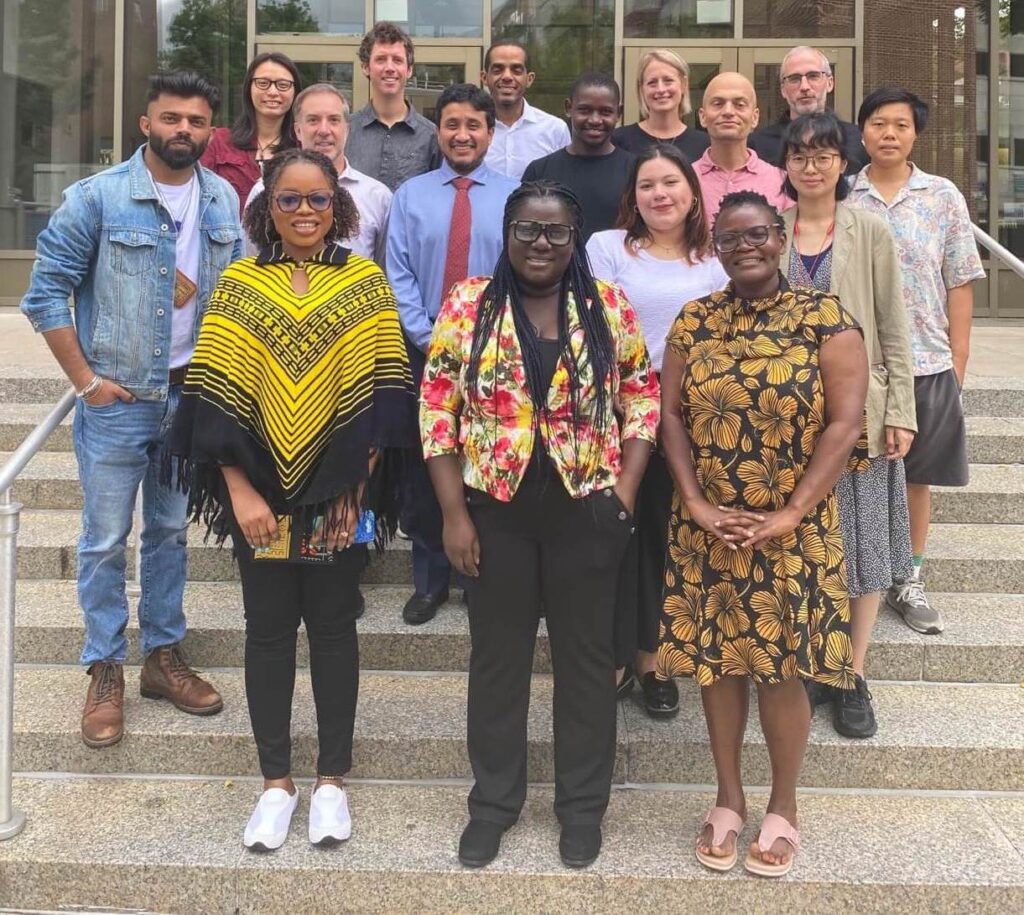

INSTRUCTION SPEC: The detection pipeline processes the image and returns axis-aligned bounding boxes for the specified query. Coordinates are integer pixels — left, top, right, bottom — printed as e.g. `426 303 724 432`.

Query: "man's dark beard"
149 132 208 170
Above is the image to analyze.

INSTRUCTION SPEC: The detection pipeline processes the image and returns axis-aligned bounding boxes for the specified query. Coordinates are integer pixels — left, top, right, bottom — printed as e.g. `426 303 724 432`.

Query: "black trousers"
613 449 674 666
465 463 632 826
233 526 363 780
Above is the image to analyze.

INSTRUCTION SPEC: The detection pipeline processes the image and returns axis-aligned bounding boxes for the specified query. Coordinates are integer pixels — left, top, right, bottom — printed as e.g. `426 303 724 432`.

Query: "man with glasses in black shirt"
748 45 868 177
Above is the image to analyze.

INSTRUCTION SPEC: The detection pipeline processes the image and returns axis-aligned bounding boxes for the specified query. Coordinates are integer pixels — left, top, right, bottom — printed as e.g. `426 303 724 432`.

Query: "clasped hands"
688 498 802 551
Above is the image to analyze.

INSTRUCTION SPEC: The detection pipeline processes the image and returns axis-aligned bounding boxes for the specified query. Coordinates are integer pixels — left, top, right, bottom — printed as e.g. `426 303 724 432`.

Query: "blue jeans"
73 388 188 665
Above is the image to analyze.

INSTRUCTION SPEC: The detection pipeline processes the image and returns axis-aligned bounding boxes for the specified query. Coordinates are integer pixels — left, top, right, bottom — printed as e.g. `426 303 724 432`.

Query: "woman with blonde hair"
613 49 709 161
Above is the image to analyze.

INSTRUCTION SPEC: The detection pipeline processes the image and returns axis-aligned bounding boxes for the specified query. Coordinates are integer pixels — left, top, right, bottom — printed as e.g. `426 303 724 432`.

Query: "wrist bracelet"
77 375 102 399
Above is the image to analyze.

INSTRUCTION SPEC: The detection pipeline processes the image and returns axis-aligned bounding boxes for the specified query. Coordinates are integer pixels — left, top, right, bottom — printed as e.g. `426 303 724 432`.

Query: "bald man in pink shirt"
693 72 793 222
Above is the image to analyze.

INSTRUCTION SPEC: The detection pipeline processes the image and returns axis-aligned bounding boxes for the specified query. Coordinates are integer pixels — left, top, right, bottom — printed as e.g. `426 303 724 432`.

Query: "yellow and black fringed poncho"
168 242 416 548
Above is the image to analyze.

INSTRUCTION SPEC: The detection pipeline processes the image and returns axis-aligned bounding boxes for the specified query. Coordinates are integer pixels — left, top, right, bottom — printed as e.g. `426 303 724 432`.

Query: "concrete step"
0 403 72 452
13 509 411 584
12 667 1024 790
12 580 1024 685
2 777 1022 914
9 452 1024 521
15 511 1023 593
961 375 1024 418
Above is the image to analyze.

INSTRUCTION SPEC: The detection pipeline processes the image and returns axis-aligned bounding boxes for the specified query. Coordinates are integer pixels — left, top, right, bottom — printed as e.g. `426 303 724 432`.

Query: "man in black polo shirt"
749 45 868 177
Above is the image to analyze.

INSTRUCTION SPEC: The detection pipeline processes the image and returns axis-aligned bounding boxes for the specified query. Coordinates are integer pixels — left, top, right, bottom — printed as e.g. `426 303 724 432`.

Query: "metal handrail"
0 386 75 840
973 223 1024 280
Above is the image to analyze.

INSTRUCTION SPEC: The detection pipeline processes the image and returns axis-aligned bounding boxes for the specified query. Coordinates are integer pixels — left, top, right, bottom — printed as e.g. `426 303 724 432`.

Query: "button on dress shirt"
345 101 439 192
484 99 571 180
694 147 793 221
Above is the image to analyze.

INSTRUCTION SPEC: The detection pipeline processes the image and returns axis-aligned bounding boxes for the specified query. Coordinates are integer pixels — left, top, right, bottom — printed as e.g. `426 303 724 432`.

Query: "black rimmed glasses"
273 191 335 213
253 77 295 92
786 152 841 172
510 220 575 247
713 224 783 254
780 70 829 87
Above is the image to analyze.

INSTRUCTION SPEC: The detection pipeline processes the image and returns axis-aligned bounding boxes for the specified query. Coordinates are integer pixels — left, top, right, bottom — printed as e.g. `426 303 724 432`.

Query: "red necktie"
441 177 473 307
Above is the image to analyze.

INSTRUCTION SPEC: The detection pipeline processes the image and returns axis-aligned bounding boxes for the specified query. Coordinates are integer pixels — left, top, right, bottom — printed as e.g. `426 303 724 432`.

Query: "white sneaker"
309 783 352 846
243 787 299 851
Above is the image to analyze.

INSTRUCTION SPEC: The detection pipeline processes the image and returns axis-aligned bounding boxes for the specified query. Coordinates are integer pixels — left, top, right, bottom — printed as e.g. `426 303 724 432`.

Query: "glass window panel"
294 62 355 107
124 0 247 160
996 0 1024 312
377 0 483 39
257 0 363 36
493 0 614 118
753 60 838 129
743 0 854 39
408 63 467 122
0 0 116 250
623 0 733 40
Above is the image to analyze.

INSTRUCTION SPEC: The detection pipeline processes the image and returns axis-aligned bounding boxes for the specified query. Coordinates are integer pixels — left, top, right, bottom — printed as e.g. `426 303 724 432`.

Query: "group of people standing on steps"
20 18 983 878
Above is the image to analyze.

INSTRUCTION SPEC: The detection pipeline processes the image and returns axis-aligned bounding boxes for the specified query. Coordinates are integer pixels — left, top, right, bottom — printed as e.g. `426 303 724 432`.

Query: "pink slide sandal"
695 806 746 872
744 812 800 877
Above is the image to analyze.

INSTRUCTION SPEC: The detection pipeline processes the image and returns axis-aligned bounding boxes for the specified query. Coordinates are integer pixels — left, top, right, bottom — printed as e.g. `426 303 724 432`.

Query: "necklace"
793 216 835 281
256 136 281 160
646 237 684 256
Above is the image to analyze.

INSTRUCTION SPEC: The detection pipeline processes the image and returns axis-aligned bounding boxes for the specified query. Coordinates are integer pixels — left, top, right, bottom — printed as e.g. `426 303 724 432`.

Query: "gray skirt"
836 456 913 598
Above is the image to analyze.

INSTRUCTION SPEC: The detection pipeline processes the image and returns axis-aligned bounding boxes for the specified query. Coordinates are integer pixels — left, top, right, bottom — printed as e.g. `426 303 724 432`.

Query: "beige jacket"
781 203 917 457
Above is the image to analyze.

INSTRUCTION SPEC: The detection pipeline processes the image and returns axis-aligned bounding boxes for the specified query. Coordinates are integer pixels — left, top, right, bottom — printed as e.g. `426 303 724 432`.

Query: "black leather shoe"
559 823 602 868
640 672 679 718
833 674 878 739
458 819 507 868
616 665 636 701
402 589 449 625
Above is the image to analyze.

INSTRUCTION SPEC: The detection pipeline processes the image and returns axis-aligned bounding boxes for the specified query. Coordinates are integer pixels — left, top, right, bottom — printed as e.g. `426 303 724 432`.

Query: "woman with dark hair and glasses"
658 191 868 877
201 52 302 214
170 149 415 851
421 180 660 869
780 111 917 739
587 143 726 717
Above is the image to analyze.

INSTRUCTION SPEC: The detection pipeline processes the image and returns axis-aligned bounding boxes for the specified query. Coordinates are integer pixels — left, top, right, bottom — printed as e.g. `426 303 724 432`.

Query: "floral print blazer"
420 276 661 501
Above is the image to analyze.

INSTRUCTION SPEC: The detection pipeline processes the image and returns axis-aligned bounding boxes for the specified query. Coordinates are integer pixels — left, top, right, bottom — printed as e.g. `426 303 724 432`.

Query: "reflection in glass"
623 0 733 40
684 63 722 130
377 0 483 39
0 0 115 249
409 64 467 122
294 62 355 109
743 0 854 39
257 0 363 35
124 0 248 160
493 0 615 117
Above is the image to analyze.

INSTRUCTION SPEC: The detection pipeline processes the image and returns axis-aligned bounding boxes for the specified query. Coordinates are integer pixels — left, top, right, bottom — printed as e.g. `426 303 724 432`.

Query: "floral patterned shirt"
847 164 985 377
420 277 661 501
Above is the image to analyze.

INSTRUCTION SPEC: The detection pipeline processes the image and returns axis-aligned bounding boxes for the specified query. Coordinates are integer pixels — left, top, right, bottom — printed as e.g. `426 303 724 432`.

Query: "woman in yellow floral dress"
657 191 868 878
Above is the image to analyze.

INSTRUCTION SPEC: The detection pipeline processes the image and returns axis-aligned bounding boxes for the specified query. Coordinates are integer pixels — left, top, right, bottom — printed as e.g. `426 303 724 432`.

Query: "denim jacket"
21 146 242 400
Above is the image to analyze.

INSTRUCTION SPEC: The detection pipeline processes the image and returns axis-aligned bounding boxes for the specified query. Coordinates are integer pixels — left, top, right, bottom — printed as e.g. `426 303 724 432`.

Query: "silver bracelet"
76 375 103 399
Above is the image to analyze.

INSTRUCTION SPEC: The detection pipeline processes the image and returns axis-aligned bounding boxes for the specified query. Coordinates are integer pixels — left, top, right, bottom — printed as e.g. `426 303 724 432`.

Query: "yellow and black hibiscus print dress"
657 279 865 688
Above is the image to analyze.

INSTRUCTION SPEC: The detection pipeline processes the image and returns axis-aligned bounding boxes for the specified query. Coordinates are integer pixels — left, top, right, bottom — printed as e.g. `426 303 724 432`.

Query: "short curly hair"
358 22 415 68
243 148 359 249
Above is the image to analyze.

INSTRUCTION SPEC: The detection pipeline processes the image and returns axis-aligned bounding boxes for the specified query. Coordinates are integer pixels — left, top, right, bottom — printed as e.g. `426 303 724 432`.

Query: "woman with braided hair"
420 180 660 869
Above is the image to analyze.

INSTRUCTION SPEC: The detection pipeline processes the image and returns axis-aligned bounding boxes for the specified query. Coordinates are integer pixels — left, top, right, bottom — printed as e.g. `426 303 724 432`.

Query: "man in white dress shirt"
243 83 392 263
481 40 570 180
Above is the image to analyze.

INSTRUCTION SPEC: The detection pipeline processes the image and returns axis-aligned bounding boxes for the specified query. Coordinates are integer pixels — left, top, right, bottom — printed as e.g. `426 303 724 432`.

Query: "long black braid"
465 181 616 479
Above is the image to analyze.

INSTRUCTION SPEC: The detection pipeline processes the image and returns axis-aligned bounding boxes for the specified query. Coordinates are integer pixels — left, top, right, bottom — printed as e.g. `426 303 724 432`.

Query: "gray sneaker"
885 579 945 635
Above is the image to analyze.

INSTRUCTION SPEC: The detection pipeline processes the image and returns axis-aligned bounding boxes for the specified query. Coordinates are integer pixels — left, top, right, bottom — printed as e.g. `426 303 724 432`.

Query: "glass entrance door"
254 43 482 119
621 47 737 128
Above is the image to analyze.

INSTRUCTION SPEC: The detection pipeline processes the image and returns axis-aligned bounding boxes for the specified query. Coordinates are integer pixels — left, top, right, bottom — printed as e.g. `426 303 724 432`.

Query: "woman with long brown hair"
587 143 726 717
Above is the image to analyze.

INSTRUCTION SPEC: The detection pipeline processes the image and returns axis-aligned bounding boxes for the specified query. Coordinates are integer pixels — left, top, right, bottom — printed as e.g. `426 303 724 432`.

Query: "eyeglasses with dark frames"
786 152 841 172
273 191 335 213
713 224 783 254
253 77 295 92
780 70 829 87
510 219 575 247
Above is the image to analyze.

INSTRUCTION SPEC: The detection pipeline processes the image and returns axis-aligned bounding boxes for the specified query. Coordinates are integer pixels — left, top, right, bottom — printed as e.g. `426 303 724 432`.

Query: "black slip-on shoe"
402 589 449 625
559 823 602 868
640 672 679 718
458 819 507 868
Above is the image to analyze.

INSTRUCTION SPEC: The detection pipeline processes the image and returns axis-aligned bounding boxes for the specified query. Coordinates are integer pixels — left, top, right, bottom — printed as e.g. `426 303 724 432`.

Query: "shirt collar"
358 99 420 129
851 161 930 194
256 240 350 266
439 159 492 185
696 147 758 174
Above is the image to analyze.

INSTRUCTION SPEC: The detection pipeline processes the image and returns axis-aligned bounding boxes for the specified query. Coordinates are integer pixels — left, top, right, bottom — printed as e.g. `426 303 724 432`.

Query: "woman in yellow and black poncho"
169 149 415 852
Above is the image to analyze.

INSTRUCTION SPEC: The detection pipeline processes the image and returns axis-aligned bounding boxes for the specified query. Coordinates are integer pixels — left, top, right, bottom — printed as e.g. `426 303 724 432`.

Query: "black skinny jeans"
465 462 633 826
233 525 363 780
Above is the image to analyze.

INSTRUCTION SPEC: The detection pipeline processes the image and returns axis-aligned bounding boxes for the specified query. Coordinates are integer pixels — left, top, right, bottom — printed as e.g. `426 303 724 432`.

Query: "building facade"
1 0 1021 316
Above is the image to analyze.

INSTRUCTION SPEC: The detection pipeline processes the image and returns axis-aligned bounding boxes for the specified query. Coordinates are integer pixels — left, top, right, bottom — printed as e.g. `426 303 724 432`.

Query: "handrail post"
0 488 26 840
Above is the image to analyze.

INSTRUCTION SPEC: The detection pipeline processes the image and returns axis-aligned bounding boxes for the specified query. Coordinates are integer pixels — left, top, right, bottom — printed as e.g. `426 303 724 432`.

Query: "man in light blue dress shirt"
387 84 519 624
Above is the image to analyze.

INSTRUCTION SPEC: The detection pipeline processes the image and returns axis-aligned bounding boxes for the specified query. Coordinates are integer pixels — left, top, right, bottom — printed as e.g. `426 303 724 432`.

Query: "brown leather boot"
140 643 223 715
82 662 125 749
